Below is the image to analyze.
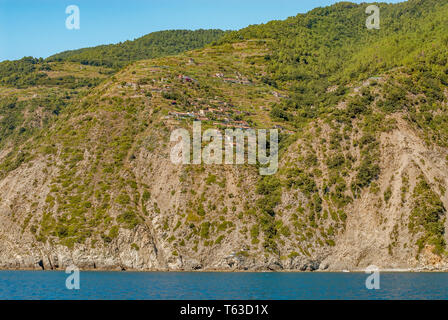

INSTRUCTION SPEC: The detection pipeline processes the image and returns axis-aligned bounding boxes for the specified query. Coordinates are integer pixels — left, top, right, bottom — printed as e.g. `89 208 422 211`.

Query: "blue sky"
0 0 405 61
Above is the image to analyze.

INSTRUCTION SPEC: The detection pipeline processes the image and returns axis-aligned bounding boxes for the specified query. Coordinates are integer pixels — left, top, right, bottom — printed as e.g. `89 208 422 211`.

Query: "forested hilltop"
219 0 448 123
47 29 227 68
0 0 448 272
0 29 226 88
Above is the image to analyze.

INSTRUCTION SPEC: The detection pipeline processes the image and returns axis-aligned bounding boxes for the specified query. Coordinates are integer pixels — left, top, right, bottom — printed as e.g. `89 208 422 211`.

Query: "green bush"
117 211 140 229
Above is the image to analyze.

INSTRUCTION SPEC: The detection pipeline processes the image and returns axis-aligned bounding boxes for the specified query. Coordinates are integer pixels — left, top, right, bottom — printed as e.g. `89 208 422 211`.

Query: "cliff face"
0 42 447 272
1 1 448 272
1 115 448 272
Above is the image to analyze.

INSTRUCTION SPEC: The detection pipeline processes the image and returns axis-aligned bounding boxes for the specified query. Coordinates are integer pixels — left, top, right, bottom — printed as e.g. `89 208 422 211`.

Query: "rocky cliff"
1 0 448 272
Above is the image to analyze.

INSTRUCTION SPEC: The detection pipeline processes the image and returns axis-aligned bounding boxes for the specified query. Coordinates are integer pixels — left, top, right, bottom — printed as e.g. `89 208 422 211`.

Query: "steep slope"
0 29 226 184
0 41 287 270
1 0 448 271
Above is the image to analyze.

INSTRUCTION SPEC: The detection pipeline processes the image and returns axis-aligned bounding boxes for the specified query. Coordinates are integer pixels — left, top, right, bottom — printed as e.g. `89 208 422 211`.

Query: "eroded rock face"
1 42 448 273
1 115 448 272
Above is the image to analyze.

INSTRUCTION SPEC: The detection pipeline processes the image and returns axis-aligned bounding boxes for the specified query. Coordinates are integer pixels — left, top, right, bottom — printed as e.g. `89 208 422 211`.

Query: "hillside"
0 29 225 169
0 0 448 271
0 29 225 88
47 29 227 68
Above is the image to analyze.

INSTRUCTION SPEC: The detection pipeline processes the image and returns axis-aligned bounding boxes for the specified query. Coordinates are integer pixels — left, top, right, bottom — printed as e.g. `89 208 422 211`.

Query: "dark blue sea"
0 271 447 300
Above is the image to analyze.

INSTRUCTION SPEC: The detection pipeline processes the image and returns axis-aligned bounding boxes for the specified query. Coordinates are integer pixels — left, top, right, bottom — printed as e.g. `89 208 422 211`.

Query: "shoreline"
0 267 447 273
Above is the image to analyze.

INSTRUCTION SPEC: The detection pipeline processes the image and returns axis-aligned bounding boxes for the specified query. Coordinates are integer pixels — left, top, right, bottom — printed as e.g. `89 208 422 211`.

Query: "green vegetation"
48 29 226 68
409 176 446 256
220 0 448 127
1 0 448 265
0 57 104 88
